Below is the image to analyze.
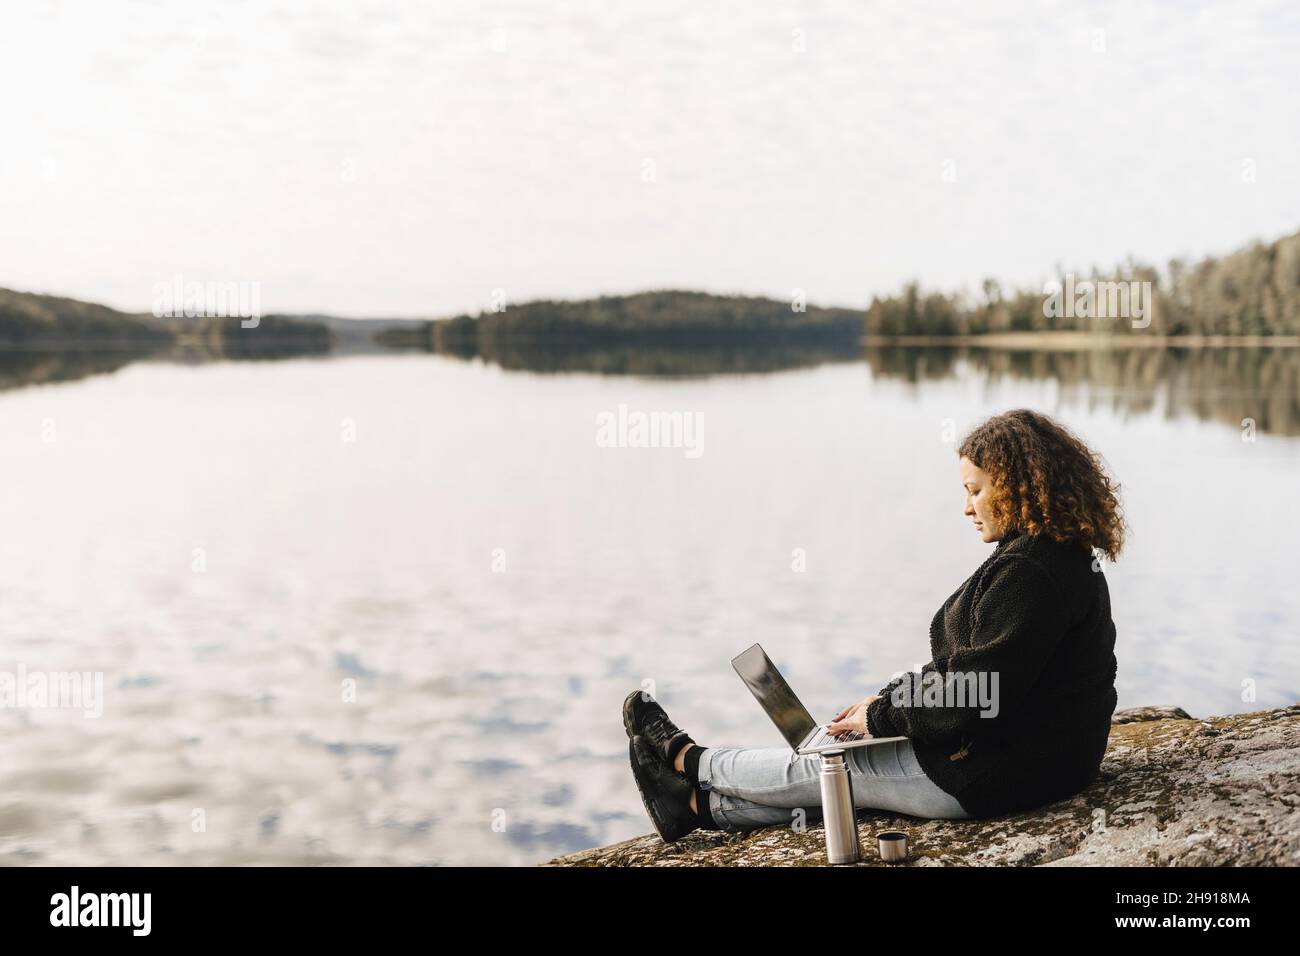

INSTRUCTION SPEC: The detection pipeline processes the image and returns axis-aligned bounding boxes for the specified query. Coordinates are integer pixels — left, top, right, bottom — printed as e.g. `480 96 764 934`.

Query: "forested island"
379 290 864 373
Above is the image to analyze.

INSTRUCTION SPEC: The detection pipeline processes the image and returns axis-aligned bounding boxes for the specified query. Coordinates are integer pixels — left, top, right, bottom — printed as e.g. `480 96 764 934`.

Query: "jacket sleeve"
866 554 1069 747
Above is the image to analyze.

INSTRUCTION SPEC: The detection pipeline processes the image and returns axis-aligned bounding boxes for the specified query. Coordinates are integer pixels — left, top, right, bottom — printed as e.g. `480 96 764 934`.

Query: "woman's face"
960 456 1001 542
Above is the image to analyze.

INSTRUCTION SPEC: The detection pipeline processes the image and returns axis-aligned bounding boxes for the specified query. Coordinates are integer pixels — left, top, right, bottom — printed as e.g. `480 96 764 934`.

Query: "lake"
0 346 1297 865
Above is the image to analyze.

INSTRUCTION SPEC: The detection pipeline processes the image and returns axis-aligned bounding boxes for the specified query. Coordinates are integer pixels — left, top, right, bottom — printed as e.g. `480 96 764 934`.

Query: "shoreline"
861 332 1300 349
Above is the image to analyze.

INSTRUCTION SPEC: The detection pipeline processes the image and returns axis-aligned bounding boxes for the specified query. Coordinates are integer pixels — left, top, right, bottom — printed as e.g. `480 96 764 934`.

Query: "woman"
626 408 1125 841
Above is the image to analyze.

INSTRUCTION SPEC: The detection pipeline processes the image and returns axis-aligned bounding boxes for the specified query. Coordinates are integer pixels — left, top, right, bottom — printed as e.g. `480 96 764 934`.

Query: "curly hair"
957 409 1127 562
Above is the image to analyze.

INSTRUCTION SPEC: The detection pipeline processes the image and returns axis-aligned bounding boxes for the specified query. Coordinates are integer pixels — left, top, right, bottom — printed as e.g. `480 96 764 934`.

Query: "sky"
2 0 1298 318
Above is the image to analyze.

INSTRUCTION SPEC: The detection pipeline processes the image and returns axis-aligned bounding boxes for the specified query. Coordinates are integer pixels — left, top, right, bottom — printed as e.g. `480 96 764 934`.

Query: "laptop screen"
731 643 817 749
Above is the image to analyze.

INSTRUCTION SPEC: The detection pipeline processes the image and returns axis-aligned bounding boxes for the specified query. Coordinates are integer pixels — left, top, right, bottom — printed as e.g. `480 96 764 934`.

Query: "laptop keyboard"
809 728 865 747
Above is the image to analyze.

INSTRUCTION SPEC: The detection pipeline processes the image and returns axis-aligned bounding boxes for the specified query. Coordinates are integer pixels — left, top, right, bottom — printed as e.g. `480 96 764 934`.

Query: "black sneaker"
629 734 700 844
622 690 694 767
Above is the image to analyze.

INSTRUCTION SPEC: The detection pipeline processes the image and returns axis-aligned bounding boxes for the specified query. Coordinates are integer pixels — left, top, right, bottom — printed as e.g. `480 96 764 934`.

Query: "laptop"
731 642 907 757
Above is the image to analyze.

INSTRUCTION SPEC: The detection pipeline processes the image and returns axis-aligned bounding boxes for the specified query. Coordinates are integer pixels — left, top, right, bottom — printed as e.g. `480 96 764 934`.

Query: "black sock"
665 732 695 766
693 784 720 830
682 745 720 830
682 744 705 786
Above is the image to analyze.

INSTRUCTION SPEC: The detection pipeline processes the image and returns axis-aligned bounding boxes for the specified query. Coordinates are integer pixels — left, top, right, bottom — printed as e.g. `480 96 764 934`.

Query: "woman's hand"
826 695 880 737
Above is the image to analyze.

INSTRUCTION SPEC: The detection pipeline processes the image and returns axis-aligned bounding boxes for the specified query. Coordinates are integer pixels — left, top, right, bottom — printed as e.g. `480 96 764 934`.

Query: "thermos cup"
817 751 862 864
878 830 909 863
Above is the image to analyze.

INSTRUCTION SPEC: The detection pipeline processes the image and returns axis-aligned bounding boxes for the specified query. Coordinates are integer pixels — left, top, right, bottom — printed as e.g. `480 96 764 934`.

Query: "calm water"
0 350 1297 865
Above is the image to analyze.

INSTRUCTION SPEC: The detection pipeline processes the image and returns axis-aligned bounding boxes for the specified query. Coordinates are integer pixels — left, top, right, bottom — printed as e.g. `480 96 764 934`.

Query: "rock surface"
543 704 1300 866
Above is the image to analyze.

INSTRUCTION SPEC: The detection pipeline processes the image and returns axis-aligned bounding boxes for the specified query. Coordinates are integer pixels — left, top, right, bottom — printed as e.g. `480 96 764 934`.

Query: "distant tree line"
864 228 1300 337
0 288 172 349
0 288 332 356
6 224 1298 368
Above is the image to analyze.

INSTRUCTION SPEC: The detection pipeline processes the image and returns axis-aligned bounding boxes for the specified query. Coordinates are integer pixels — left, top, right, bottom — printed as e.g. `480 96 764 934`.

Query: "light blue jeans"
696 738 973 831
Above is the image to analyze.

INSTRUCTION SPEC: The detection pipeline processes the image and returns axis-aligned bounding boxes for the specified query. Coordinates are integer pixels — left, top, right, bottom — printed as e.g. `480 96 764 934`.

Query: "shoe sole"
628 737 688 843
622 690 642 739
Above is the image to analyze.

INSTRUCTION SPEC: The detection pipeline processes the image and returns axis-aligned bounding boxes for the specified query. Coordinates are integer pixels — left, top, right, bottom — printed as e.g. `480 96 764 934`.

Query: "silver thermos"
818 751 862 864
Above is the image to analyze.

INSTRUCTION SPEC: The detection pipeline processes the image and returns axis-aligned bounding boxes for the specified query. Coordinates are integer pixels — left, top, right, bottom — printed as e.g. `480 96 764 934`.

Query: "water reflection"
3 340 1296 435
863 345 1300 436
0 346 1296 866
470 342 861 376
0 350 145 392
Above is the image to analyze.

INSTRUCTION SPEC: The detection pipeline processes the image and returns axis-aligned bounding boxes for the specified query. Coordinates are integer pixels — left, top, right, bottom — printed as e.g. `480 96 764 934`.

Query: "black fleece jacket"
866 528 1118 818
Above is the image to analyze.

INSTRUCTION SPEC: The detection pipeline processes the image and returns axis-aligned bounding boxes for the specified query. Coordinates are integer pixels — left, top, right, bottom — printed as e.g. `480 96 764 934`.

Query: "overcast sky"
2 0 1297 317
